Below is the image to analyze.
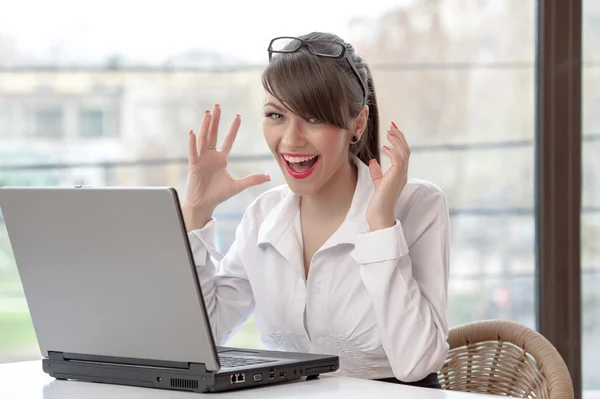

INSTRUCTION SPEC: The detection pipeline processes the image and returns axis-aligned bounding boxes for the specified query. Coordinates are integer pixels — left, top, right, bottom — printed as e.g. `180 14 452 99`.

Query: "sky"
0 0 411 65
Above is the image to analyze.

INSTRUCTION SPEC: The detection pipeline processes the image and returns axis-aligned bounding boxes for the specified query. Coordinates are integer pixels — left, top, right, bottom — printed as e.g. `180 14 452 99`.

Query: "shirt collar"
257 156 374 255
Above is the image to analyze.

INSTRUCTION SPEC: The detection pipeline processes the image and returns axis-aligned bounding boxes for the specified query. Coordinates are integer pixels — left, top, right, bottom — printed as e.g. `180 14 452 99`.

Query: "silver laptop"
0 186 338 393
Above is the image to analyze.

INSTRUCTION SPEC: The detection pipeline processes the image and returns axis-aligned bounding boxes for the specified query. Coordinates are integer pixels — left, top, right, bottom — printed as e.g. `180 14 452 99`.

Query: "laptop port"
230 373 245 384
279 372 286 379
253 373 263 382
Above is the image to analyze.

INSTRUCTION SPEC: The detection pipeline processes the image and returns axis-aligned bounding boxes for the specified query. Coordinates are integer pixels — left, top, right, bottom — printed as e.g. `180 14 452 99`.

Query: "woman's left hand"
366 122 410 231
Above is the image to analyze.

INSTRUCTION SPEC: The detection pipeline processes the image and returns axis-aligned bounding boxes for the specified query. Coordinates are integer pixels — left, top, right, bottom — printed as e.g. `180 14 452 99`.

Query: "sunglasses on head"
267 36 368 105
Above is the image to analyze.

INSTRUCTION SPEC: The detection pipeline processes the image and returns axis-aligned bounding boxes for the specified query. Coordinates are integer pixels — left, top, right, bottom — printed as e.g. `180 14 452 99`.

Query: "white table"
0 361 495 398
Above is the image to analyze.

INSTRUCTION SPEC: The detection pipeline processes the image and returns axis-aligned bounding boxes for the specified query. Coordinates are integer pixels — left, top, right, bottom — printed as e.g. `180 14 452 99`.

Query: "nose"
281 119 307 149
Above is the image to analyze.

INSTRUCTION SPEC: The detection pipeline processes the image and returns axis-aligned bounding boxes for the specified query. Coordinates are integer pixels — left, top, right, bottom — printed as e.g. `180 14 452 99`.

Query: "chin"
285 180 322 197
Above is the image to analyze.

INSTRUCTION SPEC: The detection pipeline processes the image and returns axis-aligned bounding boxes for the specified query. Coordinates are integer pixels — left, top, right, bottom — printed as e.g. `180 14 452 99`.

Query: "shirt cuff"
350 220 409 264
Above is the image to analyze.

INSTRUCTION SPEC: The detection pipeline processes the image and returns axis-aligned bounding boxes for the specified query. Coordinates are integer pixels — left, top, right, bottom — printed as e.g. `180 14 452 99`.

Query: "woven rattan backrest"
439 320 573 398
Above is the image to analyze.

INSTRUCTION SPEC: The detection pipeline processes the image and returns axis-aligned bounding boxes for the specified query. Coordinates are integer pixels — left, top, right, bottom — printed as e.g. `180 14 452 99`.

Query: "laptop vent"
170 378 199 390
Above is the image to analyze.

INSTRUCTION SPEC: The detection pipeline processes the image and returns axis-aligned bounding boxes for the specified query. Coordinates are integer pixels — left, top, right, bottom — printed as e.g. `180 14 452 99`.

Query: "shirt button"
317 337 325 345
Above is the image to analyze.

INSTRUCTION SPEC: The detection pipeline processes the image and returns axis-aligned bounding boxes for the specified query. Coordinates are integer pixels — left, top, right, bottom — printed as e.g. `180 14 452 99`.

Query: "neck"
300 157 357 219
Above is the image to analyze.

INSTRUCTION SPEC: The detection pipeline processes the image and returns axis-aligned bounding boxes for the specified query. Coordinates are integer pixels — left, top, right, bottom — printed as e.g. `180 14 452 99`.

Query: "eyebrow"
263 102 287 113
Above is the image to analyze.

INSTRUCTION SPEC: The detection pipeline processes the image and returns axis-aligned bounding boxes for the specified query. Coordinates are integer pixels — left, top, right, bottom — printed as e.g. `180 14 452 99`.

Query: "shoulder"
396 178 449 220
403 178 446 201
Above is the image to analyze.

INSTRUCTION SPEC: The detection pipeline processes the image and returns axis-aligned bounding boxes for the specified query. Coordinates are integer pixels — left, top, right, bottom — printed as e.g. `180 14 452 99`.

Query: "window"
0 0 539 361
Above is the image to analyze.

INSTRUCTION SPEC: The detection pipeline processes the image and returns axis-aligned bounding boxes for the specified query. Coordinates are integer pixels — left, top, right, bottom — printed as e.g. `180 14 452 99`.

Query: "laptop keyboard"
219 356 274 368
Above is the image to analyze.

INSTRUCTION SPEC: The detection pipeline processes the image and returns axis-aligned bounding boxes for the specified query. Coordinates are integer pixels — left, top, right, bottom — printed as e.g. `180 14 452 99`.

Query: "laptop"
0 186 339 393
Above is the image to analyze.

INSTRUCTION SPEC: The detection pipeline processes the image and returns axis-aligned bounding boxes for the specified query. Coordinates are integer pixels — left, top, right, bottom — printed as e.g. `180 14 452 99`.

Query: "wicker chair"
438 320 574 398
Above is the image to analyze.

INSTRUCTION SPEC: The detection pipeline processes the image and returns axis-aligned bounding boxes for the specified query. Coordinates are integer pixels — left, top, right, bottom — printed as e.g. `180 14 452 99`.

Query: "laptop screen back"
0 186 219 371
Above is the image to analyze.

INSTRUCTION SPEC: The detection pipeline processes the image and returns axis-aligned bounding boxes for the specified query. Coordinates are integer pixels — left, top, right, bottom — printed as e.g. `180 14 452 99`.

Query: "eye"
264 112 284 120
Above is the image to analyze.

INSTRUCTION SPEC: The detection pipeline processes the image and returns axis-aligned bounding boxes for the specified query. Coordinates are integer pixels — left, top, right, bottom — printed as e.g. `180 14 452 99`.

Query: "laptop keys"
219 356 274 368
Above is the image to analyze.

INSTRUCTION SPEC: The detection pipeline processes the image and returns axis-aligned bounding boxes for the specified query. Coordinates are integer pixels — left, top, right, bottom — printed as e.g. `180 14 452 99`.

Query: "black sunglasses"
267 36 368 105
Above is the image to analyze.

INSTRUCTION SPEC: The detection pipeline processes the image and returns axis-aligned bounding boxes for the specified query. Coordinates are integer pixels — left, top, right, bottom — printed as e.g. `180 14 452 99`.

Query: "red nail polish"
205 110 210 114
391 121 398 129
189 129 194 135
383 145 390 151
215 104 220 107
369 159 376 164
236 114 241 118
266 175 271 181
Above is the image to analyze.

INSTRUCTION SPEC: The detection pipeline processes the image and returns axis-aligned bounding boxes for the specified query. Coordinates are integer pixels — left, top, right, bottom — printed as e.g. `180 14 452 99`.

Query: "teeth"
282 155 318 163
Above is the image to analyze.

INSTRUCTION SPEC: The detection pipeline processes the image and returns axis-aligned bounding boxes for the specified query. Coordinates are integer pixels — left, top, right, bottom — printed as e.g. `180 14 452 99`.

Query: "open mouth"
281 154 320 179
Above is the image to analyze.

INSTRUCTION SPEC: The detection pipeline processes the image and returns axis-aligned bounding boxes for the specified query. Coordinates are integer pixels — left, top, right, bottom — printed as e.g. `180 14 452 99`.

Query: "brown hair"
261 32 380 165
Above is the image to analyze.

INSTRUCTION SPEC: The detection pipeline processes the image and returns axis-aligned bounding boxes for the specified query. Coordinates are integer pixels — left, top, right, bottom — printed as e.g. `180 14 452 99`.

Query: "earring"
351 136 359 144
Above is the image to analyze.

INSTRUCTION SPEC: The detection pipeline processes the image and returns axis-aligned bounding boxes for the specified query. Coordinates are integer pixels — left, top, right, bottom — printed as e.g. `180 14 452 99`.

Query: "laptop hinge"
48 351 65 361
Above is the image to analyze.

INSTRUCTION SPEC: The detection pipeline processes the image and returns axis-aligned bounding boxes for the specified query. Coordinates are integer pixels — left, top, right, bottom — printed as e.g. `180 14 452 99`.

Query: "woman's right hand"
182 104 270 231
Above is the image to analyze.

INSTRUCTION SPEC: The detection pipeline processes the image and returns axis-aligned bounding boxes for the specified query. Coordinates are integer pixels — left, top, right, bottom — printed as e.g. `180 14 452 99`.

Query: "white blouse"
189 157 450 382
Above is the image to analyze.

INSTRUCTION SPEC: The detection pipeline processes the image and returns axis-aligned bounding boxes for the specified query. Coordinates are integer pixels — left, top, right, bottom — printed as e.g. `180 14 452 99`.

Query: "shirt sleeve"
188 211 256 346
350 188 450 382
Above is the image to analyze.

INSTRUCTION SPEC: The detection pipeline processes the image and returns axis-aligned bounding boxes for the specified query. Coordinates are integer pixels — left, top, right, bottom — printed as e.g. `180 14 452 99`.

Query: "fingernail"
383 145 390 151
236 114 241 118
369 159 376 164
215 104 220 108
189 129 194 135
266 175 271 182
391 121 398 129
205 110 210 114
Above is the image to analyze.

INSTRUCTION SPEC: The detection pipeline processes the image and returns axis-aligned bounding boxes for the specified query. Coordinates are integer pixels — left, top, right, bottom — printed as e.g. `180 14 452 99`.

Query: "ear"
353 105 369 141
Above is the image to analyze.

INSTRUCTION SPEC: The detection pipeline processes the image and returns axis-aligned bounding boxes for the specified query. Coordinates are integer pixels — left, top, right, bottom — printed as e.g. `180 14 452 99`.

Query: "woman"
182 32 450 389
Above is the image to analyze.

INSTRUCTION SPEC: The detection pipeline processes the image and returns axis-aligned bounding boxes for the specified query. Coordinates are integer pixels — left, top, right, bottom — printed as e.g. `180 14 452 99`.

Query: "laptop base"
43 351 337 393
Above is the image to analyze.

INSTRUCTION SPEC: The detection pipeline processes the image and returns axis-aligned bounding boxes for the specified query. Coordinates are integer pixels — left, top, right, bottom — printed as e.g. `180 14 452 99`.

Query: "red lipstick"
280 153 320 179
